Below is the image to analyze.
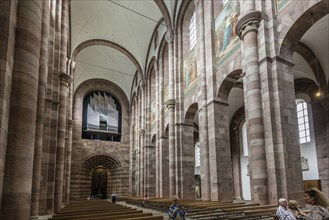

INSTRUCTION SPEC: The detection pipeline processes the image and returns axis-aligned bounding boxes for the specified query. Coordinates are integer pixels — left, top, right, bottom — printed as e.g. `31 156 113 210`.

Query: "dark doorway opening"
91 167 107 199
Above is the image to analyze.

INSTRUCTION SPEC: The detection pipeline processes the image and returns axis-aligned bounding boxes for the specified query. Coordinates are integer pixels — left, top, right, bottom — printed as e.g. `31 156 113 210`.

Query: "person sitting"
288 200 306 220
168 195 186 220
141 194 148 206
276 198 296 220
304 188 329 220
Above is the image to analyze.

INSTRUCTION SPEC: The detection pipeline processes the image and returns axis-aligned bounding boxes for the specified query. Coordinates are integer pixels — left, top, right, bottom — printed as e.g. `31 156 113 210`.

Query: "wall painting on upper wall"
215 0 240 65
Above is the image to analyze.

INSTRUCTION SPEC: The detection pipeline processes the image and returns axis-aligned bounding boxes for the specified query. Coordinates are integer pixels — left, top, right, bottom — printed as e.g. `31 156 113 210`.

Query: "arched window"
82 91 121 142
189 12 196 50
296 99 310 144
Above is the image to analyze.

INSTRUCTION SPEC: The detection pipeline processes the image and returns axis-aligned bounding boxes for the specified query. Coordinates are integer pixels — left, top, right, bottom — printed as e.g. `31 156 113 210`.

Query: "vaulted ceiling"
71 0 164 98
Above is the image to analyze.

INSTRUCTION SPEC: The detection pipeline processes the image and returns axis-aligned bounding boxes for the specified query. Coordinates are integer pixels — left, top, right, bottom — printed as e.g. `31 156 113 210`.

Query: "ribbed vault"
82 155 121 171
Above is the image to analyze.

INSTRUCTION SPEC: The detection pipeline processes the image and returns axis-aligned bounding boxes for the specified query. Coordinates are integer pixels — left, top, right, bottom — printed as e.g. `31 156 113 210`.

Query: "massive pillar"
0 0 18 213
54 0 70 211
166 33 176 197
236 7 269 204
30 1 50 218
1 0 43 219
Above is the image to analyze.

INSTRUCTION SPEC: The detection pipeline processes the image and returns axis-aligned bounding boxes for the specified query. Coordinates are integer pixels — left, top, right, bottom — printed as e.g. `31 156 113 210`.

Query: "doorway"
91 167 107 199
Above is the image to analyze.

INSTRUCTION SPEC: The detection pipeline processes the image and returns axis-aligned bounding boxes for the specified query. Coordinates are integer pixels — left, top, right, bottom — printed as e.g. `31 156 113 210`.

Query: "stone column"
54 0 70 210
64 120 74 204
154 61 160 197
166 32 176 197
54 73 72 211
236 10 268 204
195 0 211 200
139 128 145 196
46 0 62 212
64 60 75 204
30 1 50 218
0 0 17 213
129 104 135 196
231 129 243 200
0 0 43 219
158 136 169 197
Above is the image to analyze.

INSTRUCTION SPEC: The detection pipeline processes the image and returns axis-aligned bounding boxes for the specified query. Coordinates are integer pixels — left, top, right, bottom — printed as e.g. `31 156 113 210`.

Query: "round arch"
71 39 144 82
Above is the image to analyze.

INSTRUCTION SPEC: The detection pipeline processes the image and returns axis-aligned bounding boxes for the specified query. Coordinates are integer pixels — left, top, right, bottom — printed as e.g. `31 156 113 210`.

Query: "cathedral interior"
0 0 328 219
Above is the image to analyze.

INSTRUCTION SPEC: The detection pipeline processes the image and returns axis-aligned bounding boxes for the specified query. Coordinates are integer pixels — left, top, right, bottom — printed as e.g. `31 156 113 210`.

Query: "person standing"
111 192 117 203
304 188 329 220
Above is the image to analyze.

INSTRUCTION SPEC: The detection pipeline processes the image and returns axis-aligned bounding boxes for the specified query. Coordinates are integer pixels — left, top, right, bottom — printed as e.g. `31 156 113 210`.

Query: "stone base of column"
30 215 39 219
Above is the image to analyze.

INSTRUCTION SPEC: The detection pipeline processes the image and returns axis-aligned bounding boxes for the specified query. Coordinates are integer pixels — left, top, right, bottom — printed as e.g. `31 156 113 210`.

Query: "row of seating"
125 197 277 219
49 199 164 220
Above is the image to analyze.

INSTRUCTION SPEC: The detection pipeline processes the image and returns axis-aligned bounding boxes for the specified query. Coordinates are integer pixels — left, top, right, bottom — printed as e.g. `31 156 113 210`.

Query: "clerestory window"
189 12 197 50
296 99 310 144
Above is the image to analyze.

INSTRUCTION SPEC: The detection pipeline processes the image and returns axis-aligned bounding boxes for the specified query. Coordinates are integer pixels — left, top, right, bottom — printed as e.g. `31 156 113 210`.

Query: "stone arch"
279 1 329 58
294 78 319 101
82 154 121 171
71 39 144 82
184 103 198 124
146 57 157 81
295 43 327 91
151 134 156 145
217 69 243 103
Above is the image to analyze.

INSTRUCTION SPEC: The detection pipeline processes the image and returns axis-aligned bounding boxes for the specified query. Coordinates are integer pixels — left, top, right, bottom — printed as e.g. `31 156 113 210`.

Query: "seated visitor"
288 200 306 220
141 194 149 206
276 198 296 220
304 188 329 220
168 195 186 220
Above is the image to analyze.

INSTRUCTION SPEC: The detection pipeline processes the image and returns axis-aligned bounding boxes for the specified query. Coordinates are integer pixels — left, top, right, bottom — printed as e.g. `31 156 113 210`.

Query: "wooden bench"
50 212 152 220
51 200 164 220
51 209 142 219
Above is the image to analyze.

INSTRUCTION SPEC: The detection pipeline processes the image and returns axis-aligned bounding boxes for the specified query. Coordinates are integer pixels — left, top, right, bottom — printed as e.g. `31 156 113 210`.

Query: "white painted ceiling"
71 0 163 98
294 14 329 83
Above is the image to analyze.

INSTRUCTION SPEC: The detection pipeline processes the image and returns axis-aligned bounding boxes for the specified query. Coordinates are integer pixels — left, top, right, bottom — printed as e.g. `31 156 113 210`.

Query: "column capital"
60 72 73 87
165 99 175 109
166 33 174 43
235 10 262 40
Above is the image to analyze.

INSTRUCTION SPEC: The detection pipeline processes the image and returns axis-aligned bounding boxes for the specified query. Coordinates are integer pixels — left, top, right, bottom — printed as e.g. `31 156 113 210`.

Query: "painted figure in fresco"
185 65 190 88
221 15 233 51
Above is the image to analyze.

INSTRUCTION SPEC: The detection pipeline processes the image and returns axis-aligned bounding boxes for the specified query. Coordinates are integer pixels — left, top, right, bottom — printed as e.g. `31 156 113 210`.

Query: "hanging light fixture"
311 12 321 98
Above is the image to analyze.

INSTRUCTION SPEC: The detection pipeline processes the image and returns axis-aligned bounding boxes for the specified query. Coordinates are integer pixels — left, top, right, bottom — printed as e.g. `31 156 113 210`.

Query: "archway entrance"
82 155 121 199
91 166 107 199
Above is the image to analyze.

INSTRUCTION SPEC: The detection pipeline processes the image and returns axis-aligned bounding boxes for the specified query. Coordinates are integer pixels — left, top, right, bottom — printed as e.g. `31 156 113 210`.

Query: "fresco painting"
215 0 240 63
151 100 156 124
184 49 197 90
